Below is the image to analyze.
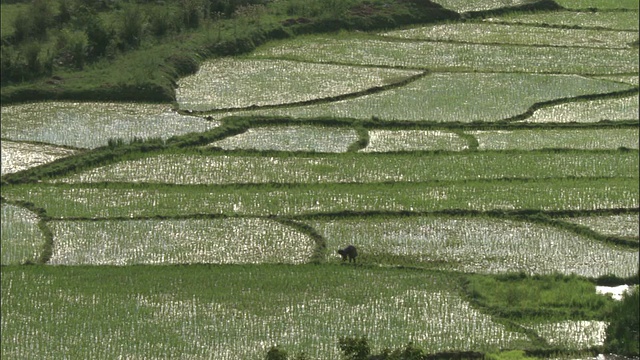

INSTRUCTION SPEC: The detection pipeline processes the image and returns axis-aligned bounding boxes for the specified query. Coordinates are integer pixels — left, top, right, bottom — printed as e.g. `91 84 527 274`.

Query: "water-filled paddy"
595 75 639 86
1 204 43 265
382 23 637 48
0 102 219 149
205 126 358 152
470 128 639 150
1 140 80 175
481 10 640 30
430 0 535 13
360 130 469 152
233 73 631 122
524 95 639 123
553 0 639 10
525 321 608 349
562 214 640 239
251 35 638 74
0 266 532 359
310 216 639 277
49 152 638 185
176 58 422 111
48 218 314 265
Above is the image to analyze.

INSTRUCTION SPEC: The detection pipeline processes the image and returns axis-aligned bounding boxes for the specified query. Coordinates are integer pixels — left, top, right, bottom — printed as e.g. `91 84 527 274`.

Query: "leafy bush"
0 41 55 83
85 16 115 59
11 0 54 42
119 4 146 49
56 0 72 24
12 9 34 42
265 345 289 360
148 6 179 37
32 0 56 35
378 343 425 360
180 0 205 29
485 350 537 360
338 336 370 360
55 29 88 69
604 286 639 356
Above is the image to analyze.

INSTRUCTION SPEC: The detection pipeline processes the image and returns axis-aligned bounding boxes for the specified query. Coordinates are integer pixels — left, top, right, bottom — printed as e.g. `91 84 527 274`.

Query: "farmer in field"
338 245 358 263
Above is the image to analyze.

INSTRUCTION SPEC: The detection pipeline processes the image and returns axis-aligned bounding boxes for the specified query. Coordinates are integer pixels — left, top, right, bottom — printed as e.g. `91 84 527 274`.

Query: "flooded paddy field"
1 0 638 358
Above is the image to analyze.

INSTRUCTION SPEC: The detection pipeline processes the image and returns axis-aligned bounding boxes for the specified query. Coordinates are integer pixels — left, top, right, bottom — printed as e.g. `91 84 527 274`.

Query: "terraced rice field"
481 11 639 30
1 140 80 175
176 58 423 111
523 95 639 123
48 151 637 184
554 0 639 10
381 23 637 48
0 266 533 359
561 214 640 239
1 1 638 358
248 35 638 74
1 204 44 265
470 128 639 150
47 218 315 265
309 215 638 277
205 126 359 152
224 73 633 122
524 321 608 349
0 102 220 149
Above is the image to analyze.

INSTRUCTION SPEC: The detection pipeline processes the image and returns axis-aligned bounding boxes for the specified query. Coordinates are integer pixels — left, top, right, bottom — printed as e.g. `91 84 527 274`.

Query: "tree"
119 5 146 49
338 336 370 360
604 286 639 356
55 29 89 69
181 0 205 29
85 16 114 59
266 345 289 360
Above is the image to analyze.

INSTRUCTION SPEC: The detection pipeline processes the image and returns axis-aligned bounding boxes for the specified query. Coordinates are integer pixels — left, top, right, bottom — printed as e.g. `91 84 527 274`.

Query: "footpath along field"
1 0 639 359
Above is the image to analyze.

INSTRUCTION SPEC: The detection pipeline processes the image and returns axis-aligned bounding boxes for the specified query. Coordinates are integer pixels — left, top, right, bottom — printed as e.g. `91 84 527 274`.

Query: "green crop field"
51 151 638 184
524 95 639 123
47 218 315 265
229 73 632 122
1 140 80 176
482 11 640 30
205 126 359 152
249 35 638 74
427 0 535 12
554 0 640 10
470 128 639 150
382 24 637 48
176 58 422 111
0 102 220 149
1 0 639 358
3 178 638 218
1 204 44 265
311 215 638 277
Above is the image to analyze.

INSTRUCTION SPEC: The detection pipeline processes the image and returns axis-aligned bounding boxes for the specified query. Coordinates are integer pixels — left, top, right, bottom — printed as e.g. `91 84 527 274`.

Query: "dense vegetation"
604 286 639 357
